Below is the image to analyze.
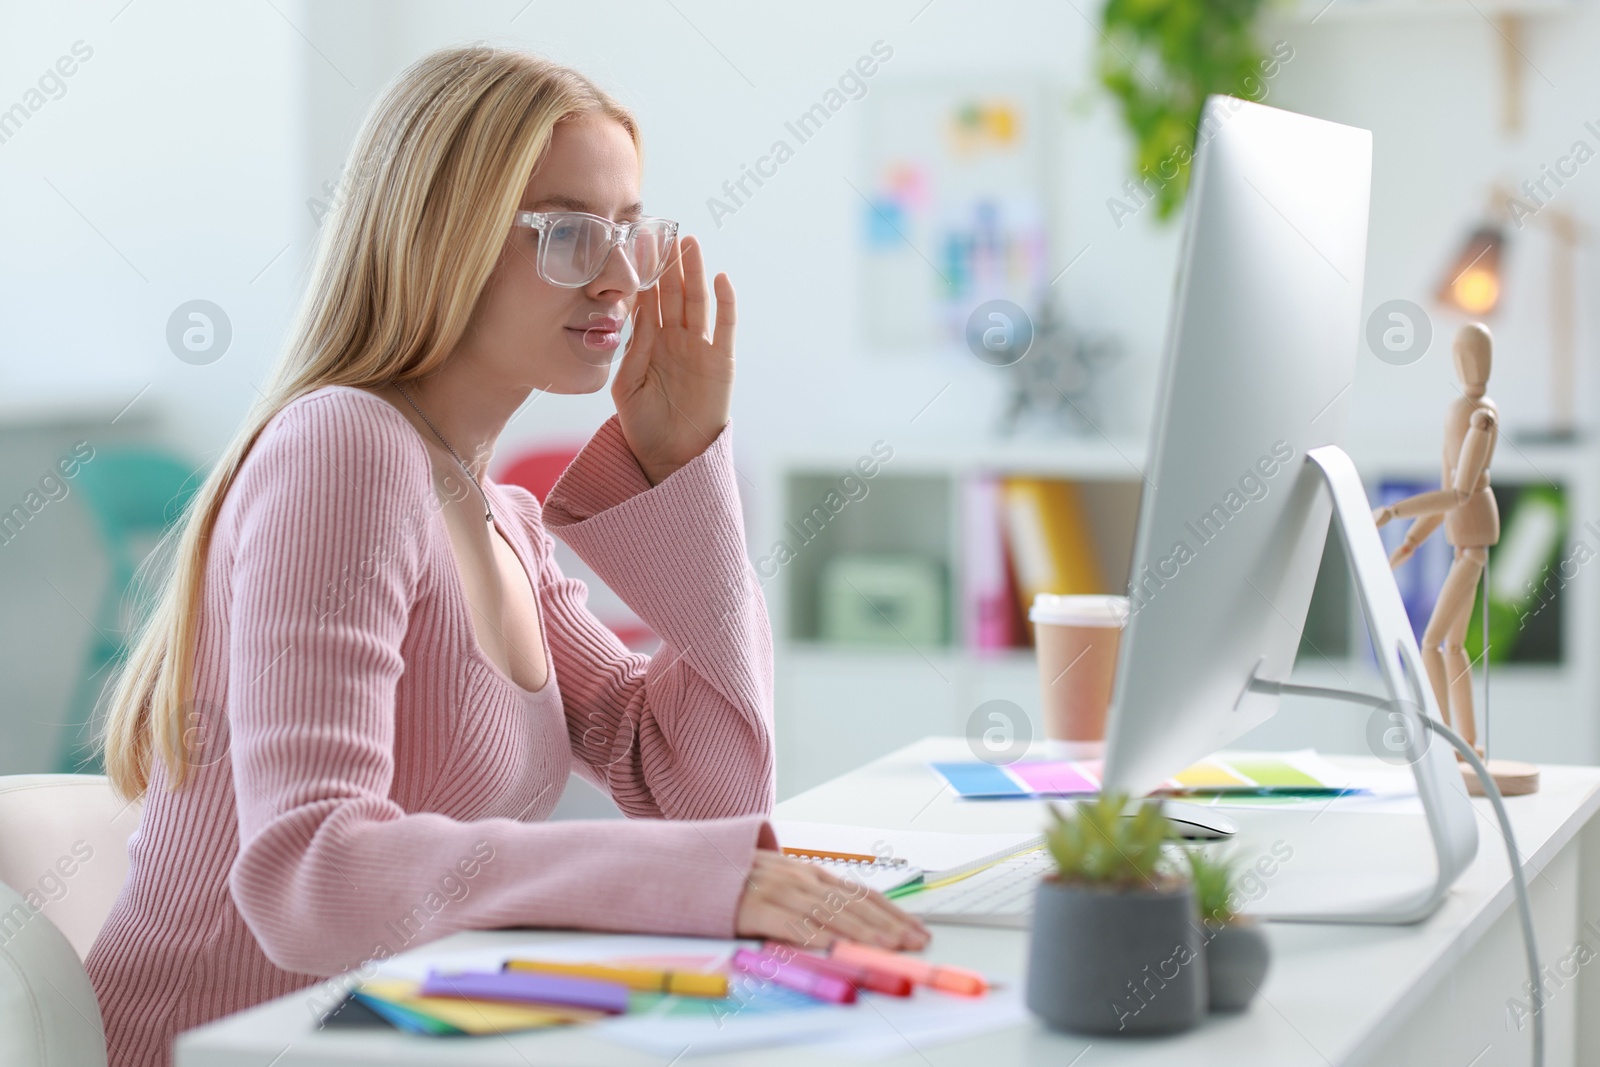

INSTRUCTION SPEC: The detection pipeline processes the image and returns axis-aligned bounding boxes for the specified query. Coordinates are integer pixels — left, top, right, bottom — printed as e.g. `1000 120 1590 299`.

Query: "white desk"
177 736 1600 1066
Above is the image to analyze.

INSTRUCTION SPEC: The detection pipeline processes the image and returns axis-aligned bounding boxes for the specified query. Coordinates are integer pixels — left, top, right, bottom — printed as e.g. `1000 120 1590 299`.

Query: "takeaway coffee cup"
1030 594 1129 759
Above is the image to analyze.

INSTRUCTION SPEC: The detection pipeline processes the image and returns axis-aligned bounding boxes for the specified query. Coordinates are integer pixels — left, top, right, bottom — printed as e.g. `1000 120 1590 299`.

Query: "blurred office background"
3 0 1597 805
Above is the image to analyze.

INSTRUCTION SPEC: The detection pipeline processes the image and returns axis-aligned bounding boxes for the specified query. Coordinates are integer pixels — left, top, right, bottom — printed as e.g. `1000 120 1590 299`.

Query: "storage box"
818 554 946 646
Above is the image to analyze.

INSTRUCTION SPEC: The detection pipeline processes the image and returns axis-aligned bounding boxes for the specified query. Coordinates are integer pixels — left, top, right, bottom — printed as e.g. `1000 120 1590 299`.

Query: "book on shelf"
962 475 1023 652
960 475 1111 651
997 476 1106 609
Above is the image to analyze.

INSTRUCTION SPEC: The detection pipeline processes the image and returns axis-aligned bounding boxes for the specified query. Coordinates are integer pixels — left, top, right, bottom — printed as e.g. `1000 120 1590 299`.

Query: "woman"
87 45 927 1067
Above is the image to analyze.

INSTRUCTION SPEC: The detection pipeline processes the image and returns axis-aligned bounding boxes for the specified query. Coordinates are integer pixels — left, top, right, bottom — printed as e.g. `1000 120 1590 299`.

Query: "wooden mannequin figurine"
1372 323 1538 796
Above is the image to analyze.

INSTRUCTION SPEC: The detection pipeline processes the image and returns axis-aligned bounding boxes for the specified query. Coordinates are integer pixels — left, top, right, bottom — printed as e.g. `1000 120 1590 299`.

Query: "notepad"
774 821 1045 893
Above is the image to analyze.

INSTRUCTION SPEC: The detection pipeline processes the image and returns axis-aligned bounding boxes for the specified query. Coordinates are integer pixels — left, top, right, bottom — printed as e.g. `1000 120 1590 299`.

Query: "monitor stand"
1234 445 1480 925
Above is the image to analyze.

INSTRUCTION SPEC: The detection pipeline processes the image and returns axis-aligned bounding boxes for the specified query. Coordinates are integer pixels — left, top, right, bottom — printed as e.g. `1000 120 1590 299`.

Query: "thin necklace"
394 382 494 525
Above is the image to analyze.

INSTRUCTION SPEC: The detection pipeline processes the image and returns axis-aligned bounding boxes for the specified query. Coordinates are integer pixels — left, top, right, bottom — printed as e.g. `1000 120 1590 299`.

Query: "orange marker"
829 940 988 996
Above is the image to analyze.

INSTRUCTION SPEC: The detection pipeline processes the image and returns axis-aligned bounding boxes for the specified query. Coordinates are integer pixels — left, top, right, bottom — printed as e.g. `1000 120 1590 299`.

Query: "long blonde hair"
102 45 639 800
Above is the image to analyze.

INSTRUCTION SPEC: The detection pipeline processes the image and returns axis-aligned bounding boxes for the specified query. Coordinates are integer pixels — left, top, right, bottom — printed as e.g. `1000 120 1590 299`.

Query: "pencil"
780 847 881 864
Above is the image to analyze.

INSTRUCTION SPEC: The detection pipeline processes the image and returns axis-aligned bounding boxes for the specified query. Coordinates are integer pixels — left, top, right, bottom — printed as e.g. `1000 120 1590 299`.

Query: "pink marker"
730 947 856 1004
762 942 914 997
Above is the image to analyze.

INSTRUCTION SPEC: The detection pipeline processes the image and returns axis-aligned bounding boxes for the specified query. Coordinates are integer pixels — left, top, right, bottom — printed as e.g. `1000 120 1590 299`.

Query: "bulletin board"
857 78 1053 351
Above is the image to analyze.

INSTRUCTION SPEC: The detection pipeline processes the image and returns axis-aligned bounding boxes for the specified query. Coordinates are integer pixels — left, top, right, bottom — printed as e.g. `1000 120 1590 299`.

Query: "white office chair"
0 774 143 1067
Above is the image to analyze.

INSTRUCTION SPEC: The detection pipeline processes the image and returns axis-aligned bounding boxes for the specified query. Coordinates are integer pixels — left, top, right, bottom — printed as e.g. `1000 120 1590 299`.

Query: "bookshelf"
762 435 1600 798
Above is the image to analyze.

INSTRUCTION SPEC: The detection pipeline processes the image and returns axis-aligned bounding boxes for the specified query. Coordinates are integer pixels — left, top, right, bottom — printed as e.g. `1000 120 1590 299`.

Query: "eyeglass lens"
540 216 676 288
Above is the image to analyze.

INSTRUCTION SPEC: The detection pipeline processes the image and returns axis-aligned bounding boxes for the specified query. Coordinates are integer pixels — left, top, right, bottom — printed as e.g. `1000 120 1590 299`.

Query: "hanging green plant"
1096 0 1290 221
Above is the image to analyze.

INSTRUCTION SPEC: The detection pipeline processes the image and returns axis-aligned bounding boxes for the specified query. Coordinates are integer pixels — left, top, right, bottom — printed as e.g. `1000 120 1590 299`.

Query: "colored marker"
829 940 988 996
730 947 856 1004
419 969 630 1014
504 958 728 998
764 943 913 997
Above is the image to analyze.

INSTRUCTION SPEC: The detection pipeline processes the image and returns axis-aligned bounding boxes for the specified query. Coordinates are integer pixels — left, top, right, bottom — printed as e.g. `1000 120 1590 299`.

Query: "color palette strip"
930 750 1355 799
1225 756 1323 788
928 761 1028 797
1008 760 1100 794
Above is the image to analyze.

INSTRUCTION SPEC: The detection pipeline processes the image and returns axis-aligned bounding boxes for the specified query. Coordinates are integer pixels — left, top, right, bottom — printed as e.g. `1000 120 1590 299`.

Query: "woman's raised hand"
612 234 736 486
735 850 931 951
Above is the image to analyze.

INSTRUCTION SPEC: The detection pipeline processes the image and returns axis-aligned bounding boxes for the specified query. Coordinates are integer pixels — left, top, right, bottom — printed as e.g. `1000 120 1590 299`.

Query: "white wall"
0 0 303 771
0 0 303 453
1275 7 1599 448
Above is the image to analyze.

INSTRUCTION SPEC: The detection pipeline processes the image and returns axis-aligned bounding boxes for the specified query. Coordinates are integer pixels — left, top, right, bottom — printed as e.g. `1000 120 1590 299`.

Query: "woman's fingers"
712 272 737 359
783 880 921 951
768 878 888 949
656 233 687 330
678 236 711 341
737 853 930 952
613 285 657 400
833 892 928 949
811 865 929 938
846 888 930 948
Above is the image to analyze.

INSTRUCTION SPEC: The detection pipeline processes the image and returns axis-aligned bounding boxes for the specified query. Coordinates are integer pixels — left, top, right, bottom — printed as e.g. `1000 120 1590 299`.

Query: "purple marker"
419 969 630 1014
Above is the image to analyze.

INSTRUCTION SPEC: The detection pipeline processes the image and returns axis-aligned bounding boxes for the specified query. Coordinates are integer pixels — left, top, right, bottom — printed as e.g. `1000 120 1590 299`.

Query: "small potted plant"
1025 794 1207 1035
1187 848 1271 1011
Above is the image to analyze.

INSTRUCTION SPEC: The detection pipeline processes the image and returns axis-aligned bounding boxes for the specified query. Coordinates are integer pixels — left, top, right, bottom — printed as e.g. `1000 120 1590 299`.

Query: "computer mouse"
1150 799 1238 839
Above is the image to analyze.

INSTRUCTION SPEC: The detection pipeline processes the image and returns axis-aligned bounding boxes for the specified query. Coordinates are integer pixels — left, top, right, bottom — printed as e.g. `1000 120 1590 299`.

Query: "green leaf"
1043 793 1179 890
1186 847 1244 923
1096 0 1273 222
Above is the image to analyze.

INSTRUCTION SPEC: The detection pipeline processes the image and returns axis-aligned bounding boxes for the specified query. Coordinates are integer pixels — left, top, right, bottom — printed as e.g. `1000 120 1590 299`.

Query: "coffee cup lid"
1029 593 1129 627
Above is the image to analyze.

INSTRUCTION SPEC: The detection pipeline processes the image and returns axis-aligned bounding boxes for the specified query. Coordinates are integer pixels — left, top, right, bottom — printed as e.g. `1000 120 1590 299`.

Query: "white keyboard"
896 847 1053 929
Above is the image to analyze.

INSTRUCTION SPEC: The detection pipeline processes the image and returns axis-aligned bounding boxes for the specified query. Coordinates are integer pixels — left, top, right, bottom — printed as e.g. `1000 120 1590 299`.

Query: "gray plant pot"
1025 876 1207 1036
1203 917 1271 1011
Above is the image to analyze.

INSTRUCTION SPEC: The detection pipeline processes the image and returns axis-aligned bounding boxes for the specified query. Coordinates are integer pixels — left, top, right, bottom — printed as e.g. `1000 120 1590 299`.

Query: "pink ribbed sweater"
85 385 776 1067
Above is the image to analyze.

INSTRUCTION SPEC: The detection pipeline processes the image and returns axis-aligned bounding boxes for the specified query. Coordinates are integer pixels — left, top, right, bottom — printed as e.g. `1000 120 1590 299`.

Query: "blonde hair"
101 45 639 799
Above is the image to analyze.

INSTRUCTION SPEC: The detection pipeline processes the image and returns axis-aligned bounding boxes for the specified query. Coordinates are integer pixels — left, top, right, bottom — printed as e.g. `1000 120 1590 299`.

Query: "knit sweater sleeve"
224 392 769 977
531 415 776 820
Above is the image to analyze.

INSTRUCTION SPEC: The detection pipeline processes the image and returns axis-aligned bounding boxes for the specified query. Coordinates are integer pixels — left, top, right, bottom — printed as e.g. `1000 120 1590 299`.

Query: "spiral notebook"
774 821 1045 895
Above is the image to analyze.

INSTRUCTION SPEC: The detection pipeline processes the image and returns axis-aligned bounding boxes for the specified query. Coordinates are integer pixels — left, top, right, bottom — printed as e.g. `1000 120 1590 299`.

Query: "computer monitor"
1101 96 1478 923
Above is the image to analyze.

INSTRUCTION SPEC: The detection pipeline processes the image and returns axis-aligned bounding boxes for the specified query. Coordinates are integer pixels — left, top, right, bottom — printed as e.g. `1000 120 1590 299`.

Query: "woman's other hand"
612 234 736 486
735 850 931 951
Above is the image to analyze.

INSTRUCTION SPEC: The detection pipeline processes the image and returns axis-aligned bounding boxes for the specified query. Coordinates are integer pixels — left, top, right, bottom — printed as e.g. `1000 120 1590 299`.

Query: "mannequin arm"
1387 513 1443 568
1451 408 1496 496
1374 410 1496 524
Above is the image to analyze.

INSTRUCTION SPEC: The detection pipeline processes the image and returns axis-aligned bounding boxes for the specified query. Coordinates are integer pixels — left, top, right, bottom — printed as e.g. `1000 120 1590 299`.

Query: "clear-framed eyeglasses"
512 210 679 290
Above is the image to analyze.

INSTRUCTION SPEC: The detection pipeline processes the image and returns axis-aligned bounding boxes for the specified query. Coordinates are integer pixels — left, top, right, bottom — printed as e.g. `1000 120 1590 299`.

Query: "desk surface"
176 737 1600 1066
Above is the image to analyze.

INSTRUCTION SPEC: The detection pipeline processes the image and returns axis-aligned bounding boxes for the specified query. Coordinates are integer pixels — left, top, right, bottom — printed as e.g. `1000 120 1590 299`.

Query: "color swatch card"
930 749 1364 799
